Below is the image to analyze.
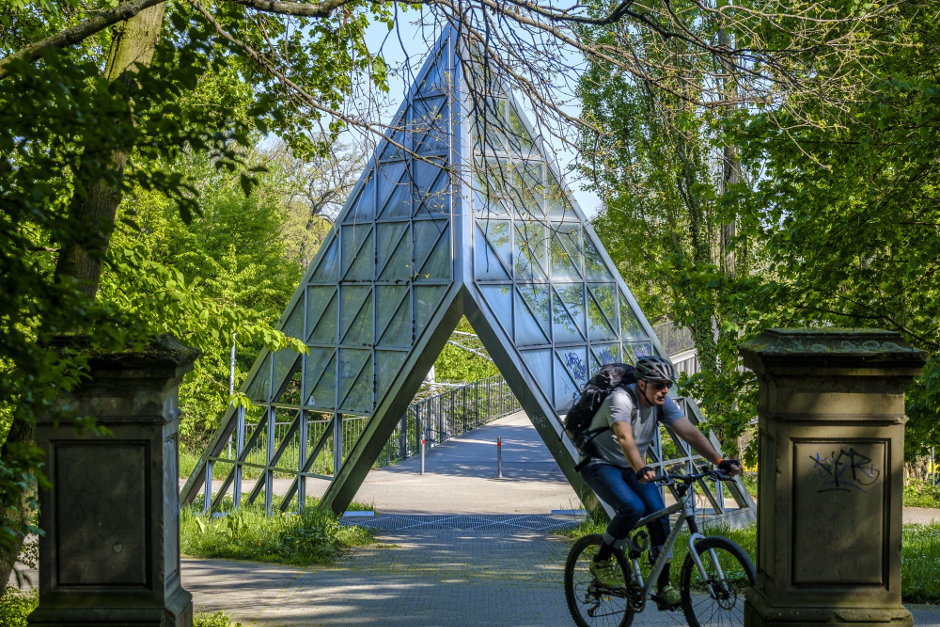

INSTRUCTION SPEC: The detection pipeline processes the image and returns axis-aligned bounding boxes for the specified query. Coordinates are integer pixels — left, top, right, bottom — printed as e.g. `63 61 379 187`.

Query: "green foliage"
904 479 940 509
579 0 940 460
180 499 374 566
0 588 36 627
433 318 499 383
194 611 242 627
100 149 313 445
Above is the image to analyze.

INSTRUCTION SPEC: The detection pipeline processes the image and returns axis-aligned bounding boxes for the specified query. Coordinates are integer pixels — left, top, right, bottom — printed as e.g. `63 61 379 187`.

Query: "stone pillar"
740 329 926 627
29 334 198 627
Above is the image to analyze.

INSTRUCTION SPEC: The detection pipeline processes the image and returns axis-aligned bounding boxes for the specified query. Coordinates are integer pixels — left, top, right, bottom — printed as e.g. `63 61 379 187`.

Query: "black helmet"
635 356 675 382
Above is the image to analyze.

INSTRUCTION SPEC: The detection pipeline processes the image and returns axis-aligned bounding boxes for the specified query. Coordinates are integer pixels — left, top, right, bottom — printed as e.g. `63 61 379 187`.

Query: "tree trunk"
53 3 166 297
1 4 166 589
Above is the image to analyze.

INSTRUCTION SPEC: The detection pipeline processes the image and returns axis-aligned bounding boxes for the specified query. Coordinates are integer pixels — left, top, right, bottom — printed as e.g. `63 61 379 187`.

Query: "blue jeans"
580 459 671 559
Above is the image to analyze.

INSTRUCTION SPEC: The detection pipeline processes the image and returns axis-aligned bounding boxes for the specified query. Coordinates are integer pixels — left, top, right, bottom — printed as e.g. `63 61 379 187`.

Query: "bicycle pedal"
650 594 680 612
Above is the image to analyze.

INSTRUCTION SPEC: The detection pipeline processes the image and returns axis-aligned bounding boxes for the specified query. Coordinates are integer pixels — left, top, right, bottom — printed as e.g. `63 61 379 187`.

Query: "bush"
194 610 242 627
181 499 373 566
0 588 36 627
904 479 940 509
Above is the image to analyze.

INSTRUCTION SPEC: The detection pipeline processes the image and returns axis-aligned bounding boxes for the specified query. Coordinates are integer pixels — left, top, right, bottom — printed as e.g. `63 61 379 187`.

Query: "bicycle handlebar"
650 468 735 485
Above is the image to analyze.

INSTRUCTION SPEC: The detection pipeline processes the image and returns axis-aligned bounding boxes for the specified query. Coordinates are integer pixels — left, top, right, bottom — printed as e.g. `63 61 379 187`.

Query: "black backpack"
564 363 663 469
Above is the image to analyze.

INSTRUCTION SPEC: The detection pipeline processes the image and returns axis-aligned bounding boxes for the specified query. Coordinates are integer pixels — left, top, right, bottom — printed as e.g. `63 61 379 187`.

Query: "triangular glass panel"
620 291 645 340
309 291 338 344
376 222 410 277
547 169 576 221
375 350 408 401
550 223 582 281
557 346 589 388
340 353 373 415
245 353 272 402
337 349 371 411
415 285 447 336
584 236 613 281
553 351 582 411
591 344 620 371
272 301 305 392
308 352 336 409
520 349 553 400
623 341 653 364
375 286 409 344
414 160 450 216
273 353 301 404
342 226 373 281
414 220 448 275
378 291 412 347
415 224 451 281
515 285 550 346
506 104 536 157
472 171 509 218
379 118 406 162
479 285 513 340
553 285 585 343
340 286 372 346
514 221 548 281
411 96 449 156
309 236 339 284
304 348 334 405
377 161 412 218
343 174 375 224
474 219 511 281
510 161 545 220
306 286 335 340
587 284 618 341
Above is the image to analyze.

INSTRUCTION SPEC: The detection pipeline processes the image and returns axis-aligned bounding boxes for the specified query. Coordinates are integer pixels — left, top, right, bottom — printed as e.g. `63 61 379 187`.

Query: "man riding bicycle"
578 355 742 607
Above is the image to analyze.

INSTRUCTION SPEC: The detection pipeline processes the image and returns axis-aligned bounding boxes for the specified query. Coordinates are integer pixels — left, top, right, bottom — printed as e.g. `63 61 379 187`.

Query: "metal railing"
653 320 695 357
376 374 521 467
223 375 521 474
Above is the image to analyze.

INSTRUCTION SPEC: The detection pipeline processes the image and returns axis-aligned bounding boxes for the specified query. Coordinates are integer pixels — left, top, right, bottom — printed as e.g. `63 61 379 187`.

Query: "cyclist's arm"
669 417 740 475
610 421 648 476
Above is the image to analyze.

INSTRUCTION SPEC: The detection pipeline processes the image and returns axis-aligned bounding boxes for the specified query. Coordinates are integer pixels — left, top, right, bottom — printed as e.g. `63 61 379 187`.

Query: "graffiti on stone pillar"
809 447 881 494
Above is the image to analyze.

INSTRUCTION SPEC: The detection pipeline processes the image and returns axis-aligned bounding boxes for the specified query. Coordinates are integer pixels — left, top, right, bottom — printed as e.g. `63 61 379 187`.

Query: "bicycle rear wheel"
680 536 755 627
564 534 635 627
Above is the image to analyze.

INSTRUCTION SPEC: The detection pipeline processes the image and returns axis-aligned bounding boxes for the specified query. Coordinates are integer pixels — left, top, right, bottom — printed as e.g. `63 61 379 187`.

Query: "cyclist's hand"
718 459 742 477
637 466 656 483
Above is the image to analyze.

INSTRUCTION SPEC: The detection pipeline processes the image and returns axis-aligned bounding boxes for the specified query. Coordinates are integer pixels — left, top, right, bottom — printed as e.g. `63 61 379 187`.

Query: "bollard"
497 436 503 478
420 431 426 475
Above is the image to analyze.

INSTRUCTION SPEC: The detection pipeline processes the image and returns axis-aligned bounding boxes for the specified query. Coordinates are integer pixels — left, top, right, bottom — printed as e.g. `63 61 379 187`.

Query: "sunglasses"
645 381 671 390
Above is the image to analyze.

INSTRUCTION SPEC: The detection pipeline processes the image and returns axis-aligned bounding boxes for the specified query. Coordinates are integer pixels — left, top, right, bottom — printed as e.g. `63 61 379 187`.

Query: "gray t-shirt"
585 384 683 468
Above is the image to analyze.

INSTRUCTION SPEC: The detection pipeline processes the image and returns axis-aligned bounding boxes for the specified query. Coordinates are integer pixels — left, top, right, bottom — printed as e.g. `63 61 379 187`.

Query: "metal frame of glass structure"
179 27 755 525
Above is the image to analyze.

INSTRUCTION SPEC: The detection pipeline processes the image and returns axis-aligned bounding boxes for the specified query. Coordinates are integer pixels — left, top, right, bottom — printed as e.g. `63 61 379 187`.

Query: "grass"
564 518 940 604
0 589 239 627
181 496 375 566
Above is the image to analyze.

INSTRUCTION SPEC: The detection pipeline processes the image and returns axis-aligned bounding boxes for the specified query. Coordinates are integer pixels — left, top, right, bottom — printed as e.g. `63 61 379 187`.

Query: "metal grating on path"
341 514 582 532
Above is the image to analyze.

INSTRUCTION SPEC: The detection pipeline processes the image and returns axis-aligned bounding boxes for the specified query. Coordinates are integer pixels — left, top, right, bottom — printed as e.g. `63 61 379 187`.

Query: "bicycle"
564 469 756 627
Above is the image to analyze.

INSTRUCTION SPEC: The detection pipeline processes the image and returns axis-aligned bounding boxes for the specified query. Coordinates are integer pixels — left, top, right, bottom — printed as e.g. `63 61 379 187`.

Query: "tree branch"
0 0 167 79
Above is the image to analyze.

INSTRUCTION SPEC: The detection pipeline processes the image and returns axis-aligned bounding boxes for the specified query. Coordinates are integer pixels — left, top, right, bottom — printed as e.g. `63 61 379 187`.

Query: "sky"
358 12 603 220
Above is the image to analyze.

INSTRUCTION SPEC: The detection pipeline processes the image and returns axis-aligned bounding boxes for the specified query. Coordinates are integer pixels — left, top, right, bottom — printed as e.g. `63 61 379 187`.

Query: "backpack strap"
625 384 666 424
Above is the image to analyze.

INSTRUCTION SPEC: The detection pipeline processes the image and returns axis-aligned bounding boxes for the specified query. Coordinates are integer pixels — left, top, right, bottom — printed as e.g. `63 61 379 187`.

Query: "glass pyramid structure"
179 28 755 523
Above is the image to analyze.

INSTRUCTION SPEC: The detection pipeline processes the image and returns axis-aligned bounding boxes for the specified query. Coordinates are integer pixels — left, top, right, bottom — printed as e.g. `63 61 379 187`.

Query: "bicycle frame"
625 483 727 607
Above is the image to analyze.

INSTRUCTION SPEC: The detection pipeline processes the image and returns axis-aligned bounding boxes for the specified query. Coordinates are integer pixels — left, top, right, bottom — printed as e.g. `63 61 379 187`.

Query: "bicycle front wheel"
680 536 755 627
564 534 634 627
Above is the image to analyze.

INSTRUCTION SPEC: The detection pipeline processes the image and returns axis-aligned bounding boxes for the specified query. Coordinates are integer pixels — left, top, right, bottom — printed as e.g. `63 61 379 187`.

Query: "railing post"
233 405 245 509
